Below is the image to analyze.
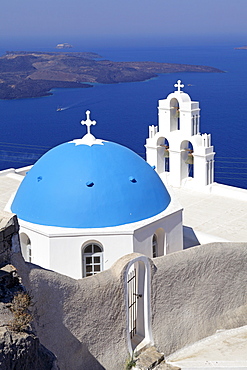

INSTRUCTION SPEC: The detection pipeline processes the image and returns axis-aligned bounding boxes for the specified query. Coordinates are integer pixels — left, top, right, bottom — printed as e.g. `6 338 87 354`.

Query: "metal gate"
127 266 142 339
126 257 152 354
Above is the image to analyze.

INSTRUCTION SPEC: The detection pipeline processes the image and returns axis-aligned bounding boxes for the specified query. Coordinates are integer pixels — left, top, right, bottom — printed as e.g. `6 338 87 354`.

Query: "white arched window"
152 234 158 258
20 233 32 262
82 243 103 277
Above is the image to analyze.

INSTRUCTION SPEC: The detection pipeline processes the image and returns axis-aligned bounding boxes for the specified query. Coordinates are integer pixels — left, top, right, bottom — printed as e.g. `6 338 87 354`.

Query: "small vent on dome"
37 176 42 182
129 176 137 183
86 181 94 187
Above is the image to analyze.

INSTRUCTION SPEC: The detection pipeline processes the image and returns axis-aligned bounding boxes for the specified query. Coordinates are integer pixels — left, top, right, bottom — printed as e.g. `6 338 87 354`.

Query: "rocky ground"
0 264 59 370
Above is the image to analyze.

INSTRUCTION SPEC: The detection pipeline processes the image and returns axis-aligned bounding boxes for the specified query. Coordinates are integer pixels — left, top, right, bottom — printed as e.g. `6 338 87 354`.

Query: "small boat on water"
56 104 80 112
57 106 66 112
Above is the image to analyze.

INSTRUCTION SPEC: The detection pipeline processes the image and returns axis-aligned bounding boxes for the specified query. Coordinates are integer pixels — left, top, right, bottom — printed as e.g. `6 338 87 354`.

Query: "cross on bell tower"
174 80 184 93
81 110 96 135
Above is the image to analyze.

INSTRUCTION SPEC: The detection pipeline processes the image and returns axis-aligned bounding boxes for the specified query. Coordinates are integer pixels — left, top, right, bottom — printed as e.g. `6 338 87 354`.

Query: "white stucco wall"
133 210 183 257
49 233 134 279
19 226 50 268
16 194 183 279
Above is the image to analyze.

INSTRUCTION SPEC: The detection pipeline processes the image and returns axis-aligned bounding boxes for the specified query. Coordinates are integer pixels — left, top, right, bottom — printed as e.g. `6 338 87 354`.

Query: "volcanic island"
0 51 223 99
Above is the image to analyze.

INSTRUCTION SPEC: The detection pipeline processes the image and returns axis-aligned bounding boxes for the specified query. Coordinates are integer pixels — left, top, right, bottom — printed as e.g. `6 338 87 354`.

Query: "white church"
5 80 246 280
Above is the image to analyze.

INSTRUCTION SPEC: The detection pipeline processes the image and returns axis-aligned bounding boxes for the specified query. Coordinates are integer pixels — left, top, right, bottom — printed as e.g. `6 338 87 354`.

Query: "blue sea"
0 38 247 189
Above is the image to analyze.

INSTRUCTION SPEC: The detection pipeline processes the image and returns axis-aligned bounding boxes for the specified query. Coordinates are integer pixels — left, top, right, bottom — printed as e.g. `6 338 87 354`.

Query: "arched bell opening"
126 257 152 355
20 233 32 262
157 137 170 173
170 98 180 131
181 140 194 180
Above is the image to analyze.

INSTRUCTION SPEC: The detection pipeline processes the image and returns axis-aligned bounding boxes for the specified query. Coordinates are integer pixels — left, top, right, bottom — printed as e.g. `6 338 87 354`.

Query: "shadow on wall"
48 323 106 370
183 226 200 249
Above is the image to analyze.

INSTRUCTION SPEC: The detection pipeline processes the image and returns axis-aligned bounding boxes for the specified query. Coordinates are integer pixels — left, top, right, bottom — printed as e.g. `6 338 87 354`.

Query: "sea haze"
0 38 246 189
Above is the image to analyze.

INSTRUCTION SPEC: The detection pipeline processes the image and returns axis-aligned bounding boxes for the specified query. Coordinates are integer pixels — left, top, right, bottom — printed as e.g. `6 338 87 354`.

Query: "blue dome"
11 140 171 228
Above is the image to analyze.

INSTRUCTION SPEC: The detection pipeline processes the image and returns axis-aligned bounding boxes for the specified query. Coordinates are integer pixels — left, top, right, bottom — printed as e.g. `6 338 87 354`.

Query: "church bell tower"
145 80 215 189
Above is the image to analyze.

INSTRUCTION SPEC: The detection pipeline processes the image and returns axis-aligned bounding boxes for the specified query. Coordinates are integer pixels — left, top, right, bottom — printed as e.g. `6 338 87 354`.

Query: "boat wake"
56 98 105 112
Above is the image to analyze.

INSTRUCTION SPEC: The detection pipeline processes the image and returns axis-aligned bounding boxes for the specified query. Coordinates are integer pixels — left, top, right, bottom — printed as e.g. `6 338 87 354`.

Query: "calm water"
0 41 246 189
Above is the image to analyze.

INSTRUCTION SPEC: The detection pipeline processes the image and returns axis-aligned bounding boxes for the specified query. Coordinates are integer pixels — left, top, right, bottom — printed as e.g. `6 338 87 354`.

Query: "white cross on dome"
70 110 104 146
81 110 96 134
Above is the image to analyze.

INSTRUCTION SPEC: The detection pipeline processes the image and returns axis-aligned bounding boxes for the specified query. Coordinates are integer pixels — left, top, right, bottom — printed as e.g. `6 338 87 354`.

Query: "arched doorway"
82 242 103 277
126 256 152 354
19 233 31 262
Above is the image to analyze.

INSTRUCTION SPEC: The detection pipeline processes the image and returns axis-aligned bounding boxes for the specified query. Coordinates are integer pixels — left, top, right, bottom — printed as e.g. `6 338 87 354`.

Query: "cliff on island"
0 51 223 99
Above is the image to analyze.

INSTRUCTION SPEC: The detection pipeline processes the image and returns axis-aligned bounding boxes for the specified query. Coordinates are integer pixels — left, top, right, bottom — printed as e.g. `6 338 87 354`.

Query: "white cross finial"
174 80 184 93
81 110 96 134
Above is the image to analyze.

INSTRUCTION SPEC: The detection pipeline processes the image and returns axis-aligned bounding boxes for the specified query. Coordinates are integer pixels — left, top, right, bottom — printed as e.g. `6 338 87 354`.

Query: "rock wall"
12 242 247 369
151 242 247 356
12 253 135 370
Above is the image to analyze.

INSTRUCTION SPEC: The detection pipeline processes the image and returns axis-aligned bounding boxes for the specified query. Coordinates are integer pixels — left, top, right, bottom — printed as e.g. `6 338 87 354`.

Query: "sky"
1 0 247 47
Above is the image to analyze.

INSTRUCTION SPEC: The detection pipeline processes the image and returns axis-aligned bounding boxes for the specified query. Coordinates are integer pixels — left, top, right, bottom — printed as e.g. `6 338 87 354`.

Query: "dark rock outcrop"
0 330 58 370
0 213 19 269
